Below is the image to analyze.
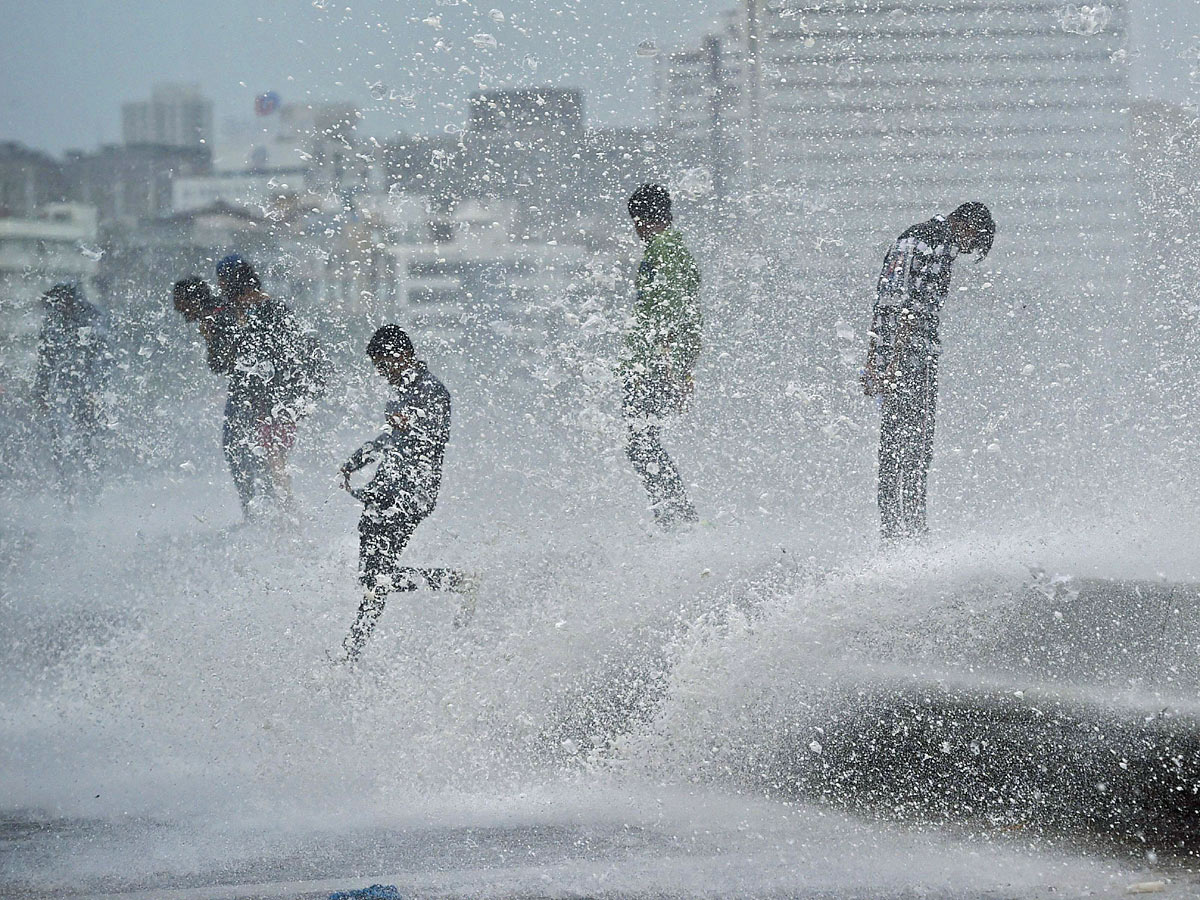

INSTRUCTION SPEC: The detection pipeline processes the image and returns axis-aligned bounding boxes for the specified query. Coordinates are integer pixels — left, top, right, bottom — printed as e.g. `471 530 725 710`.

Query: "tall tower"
740 0 1131 289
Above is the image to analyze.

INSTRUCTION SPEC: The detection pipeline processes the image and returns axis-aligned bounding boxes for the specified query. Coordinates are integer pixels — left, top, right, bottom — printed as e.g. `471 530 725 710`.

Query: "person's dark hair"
628 183 672 227
215 253 261 296
949 201 995 261
173 277 214 322
44 282 82 307
367 324 415 360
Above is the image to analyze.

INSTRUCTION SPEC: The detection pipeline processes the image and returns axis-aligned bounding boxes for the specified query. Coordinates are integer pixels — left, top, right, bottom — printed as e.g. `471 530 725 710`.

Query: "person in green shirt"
618 183 703 529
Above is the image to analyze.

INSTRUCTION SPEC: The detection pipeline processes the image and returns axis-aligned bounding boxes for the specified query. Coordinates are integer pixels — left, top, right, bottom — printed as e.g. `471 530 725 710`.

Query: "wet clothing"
226 296 322 425
357 515 462 594
879 355 937 540
618 227 703 406
209 295 324 515
341 361 451 519
222 399 271 511
33 298 110 483
869 216 957 379
618 228 702 527
626 418 697 528
339 362 463 658
870 216 958 540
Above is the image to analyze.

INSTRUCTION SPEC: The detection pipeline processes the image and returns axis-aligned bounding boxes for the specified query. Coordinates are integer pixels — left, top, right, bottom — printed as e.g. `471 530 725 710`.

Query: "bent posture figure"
339 325 472 660
863 202 995 542
618 183 703 530
209 255 327 519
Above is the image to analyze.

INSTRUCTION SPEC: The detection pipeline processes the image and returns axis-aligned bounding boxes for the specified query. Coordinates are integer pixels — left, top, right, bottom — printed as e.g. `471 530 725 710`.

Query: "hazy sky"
1 0 1197 156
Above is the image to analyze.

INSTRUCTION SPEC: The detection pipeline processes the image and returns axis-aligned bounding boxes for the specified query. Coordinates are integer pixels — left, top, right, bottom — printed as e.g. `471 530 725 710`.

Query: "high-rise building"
122 83 214 149
467 89 584 134
735 0 1131 284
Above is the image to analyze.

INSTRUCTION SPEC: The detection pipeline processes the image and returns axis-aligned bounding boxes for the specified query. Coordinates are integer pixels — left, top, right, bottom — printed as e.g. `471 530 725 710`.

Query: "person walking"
337 325 473 661
862 202 995 541
617 183 703 530
33 282 111 491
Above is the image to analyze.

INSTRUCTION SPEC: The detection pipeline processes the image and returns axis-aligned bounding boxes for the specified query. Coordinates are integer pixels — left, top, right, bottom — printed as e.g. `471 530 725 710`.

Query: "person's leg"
626 417 697 527
894 374 927 539
342 514 419 659
908 357 938 537
878 389 904 541
264 444 295 513
223 404 257 517
260 420 298 513
342 587 385 659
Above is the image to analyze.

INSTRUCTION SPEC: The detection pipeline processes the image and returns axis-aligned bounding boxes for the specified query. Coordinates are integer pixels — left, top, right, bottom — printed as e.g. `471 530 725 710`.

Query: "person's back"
214 255 323 517
870 215 955 383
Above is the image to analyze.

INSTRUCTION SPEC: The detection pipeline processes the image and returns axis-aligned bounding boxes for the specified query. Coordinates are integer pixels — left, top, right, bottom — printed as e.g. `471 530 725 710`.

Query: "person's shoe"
654 500 699 532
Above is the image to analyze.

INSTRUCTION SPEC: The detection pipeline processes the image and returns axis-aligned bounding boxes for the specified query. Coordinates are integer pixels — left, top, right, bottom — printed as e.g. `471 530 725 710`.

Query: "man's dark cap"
628 183 672 226
367 324 415 360
950 201 995 260
215 253 261 294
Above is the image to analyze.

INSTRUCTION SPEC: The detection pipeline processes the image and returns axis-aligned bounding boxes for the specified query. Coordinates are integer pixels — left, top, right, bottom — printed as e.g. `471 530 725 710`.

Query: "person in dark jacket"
34 282 110 489
862 202 995 541
337 325 472 661
210 254 326 518
173 277 236 375
618 184 703 530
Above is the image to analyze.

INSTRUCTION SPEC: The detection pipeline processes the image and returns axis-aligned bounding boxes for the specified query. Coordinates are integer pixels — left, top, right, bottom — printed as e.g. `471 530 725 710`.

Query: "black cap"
367 324 414 360
628 183 672 226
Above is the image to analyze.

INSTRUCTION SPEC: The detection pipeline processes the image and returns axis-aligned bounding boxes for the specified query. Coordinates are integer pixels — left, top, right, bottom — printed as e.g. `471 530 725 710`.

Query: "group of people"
29 183 991 660
174 256 471 660
614 185 995 545
173 254 329 517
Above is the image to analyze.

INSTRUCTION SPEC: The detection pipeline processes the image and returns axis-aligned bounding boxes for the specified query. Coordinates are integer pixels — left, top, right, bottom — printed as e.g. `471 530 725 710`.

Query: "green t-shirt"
618 227 703 383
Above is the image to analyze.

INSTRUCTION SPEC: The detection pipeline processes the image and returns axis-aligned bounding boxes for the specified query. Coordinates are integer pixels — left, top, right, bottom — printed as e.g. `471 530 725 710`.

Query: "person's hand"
339 470 351 492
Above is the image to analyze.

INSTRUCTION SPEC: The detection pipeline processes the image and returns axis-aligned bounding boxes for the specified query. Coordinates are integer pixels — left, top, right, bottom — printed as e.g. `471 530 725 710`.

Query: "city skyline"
2 0 1198 157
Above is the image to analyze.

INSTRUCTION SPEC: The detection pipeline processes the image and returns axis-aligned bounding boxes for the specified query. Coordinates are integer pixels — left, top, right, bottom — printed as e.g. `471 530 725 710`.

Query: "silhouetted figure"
862 202 995 541
207 255 327 519
33 282 110 491
338 325 473 661
618 184 703 530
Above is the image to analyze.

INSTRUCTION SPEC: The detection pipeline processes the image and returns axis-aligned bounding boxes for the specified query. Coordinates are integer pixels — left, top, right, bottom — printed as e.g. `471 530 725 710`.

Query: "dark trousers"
47 395 100 489
878 356 938 541
343 511 462 657
624 414 697 528
222 398 270 516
